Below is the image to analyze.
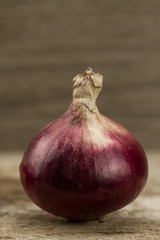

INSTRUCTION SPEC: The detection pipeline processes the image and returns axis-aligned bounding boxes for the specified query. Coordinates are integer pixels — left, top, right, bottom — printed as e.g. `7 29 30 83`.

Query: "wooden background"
0 0 160 150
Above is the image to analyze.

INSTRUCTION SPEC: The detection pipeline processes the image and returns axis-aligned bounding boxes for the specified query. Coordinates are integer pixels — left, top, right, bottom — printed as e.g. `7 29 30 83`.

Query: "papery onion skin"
20 68 148 221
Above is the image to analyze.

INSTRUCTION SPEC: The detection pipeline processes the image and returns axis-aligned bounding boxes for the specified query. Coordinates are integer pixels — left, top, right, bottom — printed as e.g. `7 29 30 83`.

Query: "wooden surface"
0 151 160 240
0 0 160 150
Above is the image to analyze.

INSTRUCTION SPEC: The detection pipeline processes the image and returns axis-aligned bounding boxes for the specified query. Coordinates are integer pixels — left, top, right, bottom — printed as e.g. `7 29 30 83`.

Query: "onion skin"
20 68 148 221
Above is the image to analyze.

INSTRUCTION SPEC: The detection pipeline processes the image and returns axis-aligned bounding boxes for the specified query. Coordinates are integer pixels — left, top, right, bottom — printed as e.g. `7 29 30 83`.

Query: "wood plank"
0 0 160 149
0 151 160 239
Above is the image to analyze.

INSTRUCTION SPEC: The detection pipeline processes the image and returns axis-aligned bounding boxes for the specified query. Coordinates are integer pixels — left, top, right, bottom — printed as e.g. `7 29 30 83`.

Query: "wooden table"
0 151 160 240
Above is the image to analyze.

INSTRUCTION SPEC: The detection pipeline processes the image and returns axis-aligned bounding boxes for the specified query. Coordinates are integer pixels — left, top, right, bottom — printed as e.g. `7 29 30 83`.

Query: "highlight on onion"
20 68 148 222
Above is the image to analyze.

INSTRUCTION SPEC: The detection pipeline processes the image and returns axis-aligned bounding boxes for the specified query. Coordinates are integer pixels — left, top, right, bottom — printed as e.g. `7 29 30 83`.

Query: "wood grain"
0 151 160 239
0 0 160 150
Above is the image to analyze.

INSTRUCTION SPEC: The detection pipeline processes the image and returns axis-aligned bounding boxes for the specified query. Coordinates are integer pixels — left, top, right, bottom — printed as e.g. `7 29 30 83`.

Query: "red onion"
20 68 148 222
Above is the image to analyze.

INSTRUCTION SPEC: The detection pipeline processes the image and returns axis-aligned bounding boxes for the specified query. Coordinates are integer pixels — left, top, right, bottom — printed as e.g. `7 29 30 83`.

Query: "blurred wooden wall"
0 0 160 150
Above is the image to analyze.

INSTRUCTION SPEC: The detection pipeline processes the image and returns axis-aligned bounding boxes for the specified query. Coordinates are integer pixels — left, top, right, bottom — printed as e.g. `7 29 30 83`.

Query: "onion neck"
71 68 103 115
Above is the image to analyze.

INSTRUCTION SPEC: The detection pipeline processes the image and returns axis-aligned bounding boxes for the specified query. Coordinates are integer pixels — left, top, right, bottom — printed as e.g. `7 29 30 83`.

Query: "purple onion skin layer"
20 103 148 222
